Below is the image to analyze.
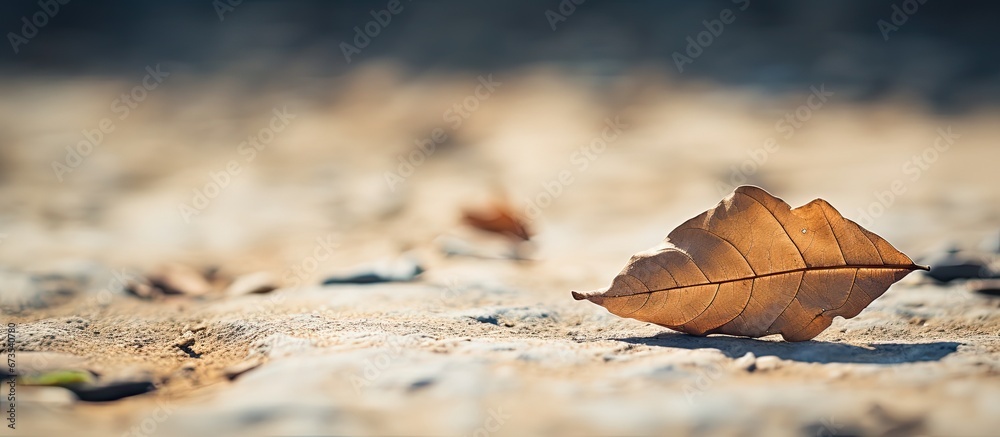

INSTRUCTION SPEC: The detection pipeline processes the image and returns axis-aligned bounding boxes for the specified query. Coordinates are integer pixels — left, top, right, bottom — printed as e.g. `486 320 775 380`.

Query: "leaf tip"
916 264 931 271
572 289 607 304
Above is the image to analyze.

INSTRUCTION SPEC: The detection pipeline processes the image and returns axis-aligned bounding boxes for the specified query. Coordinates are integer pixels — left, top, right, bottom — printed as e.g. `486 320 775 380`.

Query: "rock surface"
7 278 1000 436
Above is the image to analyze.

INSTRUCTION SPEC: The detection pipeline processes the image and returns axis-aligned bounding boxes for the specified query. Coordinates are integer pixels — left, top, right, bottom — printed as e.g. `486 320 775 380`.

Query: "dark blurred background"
2 0 999 111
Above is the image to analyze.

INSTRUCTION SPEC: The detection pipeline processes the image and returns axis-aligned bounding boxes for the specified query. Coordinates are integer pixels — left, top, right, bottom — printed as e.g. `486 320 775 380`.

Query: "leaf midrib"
625 263 929 297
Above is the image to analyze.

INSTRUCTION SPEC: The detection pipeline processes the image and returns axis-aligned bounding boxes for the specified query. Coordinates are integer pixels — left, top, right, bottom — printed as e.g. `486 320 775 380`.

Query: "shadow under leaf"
618 332 960 364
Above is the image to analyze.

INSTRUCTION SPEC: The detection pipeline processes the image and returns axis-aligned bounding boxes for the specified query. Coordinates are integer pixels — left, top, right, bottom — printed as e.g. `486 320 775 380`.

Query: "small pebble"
69 380 156 402
733 352 757 372
922 248 992 283
754 355 783 371
968 279 1000 297
149 263 213 296
223 360 262 381
20 386 77 406
322 257 423 285
225 272 279 296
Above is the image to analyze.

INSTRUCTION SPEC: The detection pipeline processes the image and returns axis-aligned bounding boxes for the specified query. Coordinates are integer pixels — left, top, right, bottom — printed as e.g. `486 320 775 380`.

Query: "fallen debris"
321 256 424 285
223 360 263 381
148 263 214 296
225 271 279 296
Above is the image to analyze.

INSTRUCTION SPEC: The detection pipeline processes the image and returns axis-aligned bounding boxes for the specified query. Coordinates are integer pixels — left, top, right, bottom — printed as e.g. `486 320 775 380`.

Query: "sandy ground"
2 65 1000 436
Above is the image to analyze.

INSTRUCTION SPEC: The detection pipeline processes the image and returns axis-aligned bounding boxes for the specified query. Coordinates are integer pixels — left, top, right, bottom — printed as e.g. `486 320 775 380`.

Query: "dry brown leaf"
572 186 928 341
462 202 532 241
